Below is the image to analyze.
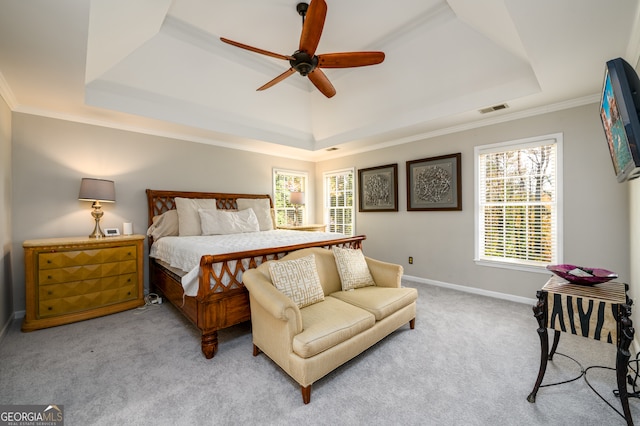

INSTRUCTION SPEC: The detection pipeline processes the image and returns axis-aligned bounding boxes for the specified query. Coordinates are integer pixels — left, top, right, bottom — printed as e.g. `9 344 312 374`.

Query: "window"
324 169 355 236
273 169 308 226
475 134 562 271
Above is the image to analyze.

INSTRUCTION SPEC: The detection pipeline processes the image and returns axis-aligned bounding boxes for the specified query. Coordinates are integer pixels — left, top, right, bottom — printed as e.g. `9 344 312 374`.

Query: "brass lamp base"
89 201 105 238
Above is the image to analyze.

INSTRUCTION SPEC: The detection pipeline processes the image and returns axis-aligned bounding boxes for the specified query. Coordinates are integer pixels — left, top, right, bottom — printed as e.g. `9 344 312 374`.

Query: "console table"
527 276 635 425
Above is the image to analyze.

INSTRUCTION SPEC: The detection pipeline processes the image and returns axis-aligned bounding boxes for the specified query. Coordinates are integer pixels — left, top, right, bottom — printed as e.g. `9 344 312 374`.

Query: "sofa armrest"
243 268 303 331
365 257 403 288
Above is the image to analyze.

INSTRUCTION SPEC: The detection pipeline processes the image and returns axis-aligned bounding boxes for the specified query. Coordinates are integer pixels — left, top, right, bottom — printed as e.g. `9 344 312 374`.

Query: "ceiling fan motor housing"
290 50 318 76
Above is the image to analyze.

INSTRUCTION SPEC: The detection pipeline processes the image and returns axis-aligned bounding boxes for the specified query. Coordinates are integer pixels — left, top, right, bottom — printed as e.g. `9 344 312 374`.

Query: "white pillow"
236 198 273 231
147 210 179 240
174 197 217 236
333 247 376 291
199 208 260 235
268 254 325 308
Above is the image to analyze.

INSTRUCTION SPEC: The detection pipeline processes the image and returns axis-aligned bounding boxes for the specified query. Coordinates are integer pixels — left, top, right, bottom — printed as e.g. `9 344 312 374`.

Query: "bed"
146 189 366 359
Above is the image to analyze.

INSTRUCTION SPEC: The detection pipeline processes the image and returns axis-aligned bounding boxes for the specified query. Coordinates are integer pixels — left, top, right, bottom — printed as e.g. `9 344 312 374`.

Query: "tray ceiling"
1 0 639 160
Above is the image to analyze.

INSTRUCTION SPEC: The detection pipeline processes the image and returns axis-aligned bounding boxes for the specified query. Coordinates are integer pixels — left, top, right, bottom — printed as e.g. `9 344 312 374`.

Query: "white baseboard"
403 274 538 306
0 312 16 344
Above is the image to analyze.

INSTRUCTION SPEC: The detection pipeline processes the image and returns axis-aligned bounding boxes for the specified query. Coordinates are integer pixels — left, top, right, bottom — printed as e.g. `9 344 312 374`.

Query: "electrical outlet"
408 256 413 264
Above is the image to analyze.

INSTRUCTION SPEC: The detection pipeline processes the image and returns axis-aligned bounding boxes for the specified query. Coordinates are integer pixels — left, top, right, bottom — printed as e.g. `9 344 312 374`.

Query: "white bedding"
149 229 345 296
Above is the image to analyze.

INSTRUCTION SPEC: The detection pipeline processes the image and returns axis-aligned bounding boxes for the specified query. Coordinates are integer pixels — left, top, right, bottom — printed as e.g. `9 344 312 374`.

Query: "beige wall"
10 112 316 312
0 94 12 330
630 180 639 348
316 103 629 301
9 102 632 315
628 66 640 351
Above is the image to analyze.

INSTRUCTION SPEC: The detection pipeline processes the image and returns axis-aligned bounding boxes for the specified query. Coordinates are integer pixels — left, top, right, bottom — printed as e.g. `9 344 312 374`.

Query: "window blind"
477 139 559 267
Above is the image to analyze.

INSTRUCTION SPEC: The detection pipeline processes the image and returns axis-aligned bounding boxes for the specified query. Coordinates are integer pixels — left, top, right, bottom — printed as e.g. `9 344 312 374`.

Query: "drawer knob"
47 260 52 264
47 275 52 280
48 291 52 295
48 307 52 311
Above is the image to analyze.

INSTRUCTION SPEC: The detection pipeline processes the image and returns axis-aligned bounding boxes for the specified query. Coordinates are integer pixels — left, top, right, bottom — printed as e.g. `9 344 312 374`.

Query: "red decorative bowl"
546 264 618 285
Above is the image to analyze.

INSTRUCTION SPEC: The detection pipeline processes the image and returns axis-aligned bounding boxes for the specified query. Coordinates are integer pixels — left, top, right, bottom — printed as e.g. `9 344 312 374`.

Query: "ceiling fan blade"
257 68 296 91
299 0 327 56
317 52 385 68
220 37 294 61
307 68 336 98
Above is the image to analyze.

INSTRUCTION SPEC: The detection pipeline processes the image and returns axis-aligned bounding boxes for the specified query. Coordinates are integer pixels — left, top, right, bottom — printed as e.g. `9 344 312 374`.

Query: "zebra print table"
527 276 634 425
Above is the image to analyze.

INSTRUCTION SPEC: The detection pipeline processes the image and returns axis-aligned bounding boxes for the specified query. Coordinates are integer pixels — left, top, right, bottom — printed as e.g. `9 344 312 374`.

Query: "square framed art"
358 163 398 212
406 153 461 211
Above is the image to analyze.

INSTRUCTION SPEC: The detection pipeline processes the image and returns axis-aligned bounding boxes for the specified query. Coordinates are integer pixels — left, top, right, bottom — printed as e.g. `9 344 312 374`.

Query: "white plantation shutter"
476 134 562 269
324 169 354 236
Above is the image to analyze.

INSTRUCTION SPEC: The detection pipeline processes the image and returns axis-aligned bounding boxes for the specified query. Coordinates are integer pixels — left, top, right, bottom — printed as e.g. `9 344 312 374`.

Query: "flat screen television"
600 57 640 182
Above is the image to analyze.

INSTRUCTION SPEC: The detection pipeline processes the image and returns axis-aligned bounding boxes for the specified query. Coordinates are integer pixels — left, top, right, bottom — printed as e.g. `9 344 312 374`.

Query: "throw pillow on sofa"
333 247 376 291
268 254 325 308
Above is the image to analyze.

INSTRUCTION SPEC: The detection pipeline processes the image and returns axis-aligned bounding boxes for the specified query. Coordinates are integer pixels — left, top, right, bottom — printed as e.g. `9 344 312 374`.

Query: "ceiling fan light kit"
221 0 385 98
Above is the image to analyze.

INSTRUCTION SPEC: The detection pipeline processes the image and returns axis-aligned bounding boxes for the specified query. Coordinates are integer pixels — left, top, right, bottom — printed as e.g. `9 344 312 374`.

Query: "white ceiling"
1 0 639 161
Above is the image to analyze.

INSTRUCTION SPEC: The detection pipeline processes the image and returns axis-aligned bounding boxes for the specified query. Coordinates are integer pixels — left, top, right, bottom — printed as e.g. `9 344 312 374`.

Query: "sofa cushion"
269 254 325 308
333 247 376 290
330 287 418 321
293 297 375 359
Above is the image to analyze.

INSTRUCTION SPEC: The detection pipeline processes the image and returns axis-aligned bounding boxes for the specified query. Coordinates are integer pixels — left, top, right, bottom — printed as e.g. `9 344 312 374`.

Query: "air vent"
326 147 339 151
479 103 509 114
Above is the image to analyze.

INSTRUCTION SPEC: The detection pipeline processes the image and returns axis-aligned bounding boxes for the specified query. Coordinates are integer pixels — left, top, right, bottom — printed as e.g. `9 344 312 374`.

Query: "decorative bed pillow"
268 254 325 308
147 210 179 240
237 198 273 231
333 247 376 291
199 208 260 235
174 197 217 236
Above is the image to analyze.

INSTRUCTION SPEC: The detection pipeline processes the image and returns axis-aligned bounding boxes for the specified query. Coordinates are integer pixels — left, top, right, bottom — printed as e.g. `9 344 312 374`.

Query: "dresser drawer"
38 246 137 270
38 273 138 301
38 260 137 285
38 282 138 318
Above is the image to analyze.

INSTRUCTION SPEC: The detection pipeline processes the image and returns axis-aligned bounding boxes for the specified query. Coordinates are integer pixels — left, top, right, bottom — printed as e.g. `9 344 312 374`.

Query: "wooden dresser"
22 235 145 332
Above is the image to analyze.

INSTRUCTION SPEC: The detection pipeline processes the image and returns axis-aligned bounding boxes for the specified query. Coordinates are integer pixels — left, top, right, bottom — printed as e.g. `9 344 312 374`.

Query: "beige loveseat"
242 247 418 404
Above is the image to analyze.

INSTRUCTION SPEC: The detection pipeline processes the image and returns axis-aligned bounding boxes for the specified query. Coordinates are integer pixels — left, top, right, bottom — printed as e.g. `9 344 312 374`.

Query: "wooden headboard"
146 189 273 227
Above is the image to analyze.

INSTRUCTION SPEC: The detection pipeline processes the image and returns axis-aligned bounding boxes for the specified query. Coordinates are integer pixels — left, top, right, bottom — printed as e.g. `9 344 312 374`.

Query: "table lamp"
78 178 116 238
289 191 305 226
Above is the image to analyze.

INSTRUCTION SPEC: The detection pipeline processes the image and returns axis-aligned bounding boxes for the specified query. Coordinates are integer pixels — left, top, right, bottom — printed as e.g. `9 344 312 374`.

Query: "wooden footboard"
146 189 365 359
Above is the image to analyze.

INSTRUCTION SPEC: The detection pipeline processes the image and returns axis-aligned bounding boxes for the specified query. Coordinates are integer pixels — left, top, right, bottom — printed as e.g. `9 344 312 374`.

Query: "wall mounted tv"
600 57 640 182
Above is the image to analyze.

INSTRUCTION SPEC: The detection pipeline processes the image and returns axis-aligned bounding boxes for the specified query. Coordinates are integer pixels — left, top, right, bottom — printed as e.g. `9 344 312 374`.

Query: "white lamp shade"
78 178 116 202
289 191 305 205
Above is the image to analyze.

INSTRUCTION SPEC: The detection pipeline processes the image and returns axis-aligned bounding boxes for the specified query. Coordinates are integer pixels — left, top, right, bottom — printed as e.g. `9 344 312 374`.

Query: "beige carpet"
1 282 638 425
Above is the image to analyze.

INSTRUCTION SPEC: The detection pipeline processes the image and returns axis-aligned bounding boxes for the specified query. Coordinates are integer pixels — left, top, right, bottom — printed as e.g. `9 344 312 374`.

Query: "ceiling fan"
220 0 385 98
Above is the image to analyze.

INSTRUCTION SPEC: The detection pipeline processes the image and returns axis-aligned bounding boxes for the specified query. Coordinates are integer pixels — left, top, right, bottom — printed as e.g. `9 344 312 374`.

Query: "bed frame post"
201 332 218 359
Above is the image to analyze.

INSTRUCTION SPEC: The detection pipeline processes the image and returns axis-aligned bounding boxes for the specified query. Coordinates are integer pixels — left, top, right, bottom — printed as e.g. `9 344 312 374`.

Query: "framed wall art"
358 163 398 212
406 153 461 211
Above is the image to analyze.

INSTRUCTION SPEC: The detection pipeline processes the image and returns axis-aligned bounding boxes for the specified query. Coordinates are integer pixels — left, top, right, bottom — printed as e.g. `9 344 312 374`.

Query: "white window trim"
323 168 355 236
273 168 309 226
474 133 564 274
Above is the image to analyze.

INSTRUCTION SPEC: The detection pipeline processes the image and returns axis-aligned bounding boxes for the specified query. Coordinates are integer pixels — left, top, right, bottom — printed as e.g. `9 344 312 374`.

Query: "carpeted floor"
1 282 638 425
